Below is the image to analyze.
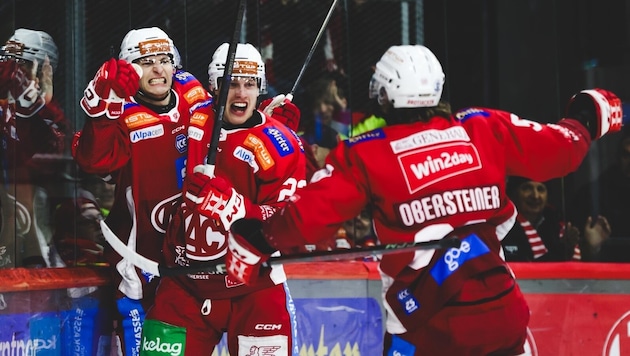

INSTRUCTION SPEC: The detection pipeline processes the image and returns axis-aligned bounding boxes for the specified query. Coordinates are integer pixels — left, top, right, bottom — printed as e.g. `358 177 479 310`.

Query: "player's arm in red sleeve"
73 58 140 174
264 142 369 250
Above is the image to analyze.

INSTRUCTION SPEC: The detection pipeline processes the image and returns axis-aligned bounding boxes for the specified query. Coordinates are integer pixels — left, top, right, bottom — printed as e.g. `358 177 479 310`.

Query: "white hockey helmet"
119 27 175 63
369 45 444 108
172 45 182 69
208 43 266 94
1 28 59 71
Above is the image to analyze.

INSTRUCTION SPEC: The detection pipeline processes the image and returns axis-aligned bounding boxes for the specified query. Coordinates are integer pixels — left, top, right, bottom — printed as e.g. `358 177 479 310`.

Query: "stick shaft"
206 0 247 167
289 0 340 96
158 236 460 276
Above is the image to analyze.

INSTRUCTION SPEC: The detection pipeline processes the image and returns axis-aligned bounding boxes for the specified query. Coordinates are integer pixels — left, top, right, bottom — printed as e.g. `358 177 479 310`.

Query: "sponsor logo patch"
190 112 209 126
399 142 482 193
188 126 204 141
130 124 164 143
346 128 385 147
184 87 207 104
125 112 159 129
234 146 259 172
244 134 274 170
454 107 491 122
264 126 294 156
138 38 171 56
430 234 490 285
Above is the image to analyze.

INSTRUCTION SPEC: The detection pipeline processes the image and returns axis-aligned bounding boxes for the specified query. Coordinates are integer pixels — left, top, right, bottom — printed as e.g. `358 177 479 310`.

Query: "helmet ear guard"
369 45 445 109
207 42 266 95
1 28 59 72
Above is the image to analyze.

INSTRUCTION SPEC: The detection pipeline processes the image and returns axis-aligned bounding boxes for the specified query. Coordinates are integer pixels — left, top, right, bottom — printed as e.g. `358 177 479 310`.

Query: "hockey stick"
205 0 247 177
263 0 340 110
100 220 460 277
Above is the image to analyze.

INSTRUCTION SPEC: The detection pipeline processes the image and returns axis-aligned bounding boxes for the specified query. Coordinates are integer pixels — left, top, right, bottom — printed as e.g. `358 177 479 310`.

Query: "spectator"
502 177 583 261
301 122 340 180
571 127 630 261
302 73 351 137
0 28 69 268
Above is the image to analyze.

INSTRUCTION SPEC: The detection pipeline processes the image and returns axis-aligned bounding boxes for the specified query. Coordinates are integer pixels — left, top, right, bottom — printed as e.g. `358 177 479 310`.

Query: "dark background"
1 0 628 234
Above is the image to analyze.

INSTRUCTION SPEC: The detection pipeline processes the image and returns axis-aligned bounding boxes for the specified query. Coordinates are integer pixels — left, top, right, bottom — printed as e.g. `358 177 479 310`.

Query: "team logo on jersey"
346 128 386 147
190 112 209 126
130 124 164 143
184 87 207 104
234 146 260 172
264 127 294 157
390 126 470 154
399 142 482 194
180 204 229 261
125 112 159 129
175 133 187 154
454 107 490 123
244 134 275 170
188 126 204 141
151 193 182 233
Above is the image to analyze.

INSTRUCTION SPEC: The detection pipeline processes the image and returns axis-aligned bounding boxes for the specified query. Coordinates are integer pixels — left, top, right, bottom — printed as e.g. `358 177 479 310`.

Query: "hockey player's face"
223 76 259 125
514 181 547 217
136 55 174 104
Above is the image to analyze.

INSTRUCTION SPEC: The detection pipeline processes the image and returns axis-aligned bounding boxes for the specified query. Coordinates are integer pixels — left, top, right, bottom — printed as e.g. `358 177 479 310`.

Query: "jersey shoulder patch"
173 70 197 84
345 128 386 147
454 107 491 123
263 125 296 157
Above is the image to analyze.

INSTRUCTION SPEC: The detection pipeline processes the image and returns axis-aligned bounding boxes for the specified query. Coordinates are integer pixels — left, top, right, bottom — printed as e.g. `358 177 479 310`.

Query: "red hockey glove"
0 59 18 96
259 94 301 132
226 219 276 285
184 165 264 231
80 58 141 119
0 59 45 117
566 88 623 139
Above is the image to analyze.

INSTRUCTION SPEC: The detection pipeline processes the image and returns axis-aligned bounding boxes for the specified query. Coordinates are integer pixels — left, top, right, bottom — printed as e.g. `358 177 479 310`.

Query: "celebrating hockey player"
72 27 212 355
196 44 623 355
140 43 304 355
0 28 68 268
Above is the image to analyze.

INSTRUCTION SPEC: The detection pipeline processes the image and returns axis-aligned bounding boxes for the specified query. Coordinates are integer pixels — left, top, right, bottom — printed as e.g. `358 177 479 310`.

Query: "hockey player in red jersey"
198 45 623 355
140 43 305 355
0 28 69 268
72 27 212 355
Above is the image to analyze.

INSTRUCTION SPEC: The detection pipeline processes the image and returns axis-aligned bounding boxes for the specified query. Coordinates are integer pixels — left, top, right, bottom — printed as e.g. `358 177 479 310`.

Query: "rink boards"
1 262 630 355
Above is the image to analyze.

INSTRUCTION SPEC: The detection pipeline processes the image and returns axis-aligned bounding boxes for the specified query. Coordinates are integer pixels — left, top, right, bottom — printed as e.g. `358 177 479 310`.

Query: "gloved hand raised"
81 58 141 119
0 59 45 117
259 94 301 132
566 88 623 139
226 218 276 285
184 165 265 231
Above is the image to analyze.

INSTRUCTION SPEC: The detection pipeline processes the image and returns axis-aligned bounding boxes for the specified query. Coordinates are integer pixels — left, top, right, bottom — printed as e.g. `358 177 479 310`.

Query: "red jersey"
72 71 212 300
163 110 306 299
1 98 67 170
263 107 591 328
